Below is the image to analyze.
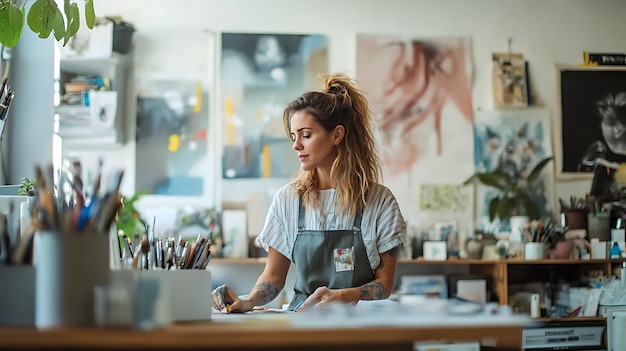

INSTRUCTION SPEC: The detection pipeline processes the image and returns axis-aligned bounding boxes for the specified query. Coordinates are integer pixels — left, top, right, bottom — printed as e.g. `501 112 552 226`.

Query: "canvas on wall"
220 32 328 179
555 65 626 179
356 34 475 241
133 29 213 197
136 80 209 196
472 108 555 232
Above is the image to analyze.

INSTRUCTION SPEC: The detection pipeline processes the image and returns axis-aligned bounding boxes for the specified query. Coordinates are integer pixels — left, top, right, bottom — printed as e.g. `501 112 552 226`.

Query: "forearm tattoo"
251 280 281 305
359 247 399 300
359 281 385 300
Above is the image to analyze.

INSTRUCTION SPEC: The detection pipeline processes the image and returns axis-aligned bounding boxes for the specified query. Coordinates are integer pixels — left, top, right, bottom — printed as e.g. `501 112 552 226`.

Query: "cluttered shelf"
503 258 625 265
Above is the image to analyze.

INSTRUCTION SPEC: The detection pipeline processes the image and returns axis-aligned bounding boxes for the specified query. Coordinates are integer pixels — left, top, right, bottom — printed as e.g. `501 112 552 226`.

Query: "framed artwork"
492 53 529 108
422 241 448 261
220 32 328 179
472 108 554 231
554 65 626 180
433 220 458 255
136 80 209 196
132 29 215 200
356 34 475 243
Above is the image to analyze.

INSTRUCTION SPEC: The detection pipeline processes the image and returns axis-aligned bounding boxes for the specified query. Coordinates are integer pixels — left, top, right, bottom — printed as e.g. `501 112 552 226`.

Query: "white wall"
88 0 626 212
73 0 626 303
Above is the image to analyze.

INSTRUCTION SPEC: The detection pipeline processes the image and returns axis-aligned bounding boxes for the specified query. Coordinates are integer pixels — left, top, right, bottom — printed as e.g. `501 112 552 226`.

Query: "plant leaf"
527 156 553 183
0 2 24 48
522 194 540 220
488 196 500 222
51 7 65 41
85 0 95 29
64 0 71 17
496 195 511 220
63 3 80 46
475 172 509 190
27 0 57 39
26 0 46 34
7 1 24 34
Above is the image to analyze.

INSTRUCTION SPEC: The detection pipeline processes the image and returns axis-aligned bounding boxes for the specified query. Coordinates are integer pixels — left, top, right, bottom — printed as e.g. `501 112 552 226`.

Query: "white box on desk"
414 341 480 351
0 266 35 326
111 269 212 323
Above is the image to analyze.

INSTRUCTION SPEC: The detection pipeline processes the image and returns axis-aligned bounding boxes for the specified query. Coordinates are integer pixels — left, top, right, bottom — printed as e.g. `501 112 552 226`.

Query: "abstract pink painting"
356 34 475 234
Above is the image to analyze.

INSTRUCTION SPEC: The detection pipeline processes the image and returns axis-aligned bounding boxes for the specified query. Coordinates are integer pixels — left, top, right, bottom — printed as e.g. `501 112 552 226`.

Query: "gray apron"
288 196 374 310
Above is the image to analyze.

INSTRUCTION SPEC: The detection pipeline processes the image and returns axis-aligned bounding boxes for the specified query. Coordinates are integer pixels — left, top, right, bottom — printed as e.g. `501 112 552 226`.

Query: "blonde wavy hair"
282 73 382 216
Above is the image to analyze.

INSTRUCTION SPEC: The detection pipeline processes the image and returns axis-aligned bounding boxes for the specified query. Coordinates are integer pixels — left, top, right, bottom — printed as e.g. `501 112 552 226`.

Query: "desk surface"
0 312 530 351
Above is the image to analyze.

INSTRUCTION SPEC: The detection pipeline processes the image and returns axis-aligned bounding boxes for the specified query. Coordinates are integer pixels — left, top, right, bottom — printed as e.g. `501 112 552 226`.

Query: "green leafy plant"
0 0 96 48
463 156 553 221
115 190 149 237
18 177 35 196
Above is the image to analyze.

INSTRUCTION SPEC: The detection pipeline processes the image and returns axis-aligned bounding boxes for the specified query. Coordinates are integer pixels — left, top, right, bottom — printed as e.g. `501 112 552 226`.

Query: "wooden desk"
0 314 527 350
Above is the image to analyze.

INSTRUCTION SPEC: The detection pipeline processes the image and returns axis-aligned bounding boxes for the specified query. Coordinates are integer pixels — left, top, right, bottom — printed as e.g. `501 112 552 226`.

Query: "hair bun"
327 83 348 95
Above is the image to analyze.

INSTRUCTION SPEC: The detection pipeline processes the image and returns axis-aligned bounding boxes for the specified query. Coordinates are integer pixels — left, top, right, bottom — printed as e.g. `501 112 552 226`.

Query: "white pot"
509 215 529 242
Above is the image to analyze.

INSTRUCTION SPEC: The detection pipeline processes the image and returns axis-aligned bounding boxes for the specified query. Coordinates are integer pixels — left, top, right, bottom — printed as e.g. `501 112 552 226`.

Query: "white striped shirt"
256 183 407 270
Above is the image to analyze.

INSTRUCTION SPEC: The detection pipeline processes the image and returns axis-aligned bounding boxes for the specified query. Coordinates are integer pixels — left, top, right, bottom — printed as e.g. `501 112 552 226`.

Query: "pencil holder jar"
562 209 588 231
587 212 610 242
34 231 110 329
524 242 545 260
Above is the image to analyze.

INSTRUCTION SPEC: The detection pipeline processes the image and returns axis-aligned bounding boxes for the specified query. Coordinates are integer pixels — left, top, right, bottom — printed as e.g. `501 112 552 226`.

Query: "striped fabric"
256 183 407 271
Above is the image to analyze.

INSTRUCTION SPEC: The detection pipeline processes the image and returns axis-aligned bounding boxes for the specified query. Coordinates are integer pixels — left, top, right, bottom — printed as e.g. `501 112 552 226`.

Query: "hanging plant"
0 0 96 48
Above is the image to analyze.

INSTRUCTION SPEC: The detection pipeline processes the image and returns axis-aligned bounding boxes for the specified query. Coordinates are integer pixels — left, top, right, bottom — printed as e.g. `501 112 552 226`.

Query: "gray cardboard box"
0 266 35 326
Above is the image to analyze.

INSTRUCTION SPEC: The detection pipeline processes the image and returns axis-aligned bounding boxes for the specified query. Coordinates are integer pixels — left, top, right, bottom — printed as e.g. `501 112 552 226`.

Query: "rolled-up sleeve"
255 187 294 261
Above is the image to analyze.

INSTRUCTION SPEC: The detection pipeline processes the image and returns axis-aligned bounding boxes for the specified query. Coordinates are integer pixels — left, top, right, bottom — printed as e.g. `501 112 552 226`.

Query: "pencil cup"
524 242 544 260
562 209 587 231
35 231 110 329
588 213 610 242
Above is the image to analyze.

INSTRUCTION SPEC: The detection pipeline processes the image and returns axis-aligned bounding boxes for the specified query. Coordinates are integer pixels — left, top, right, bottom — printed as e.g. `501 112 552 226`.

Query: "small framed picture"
434 221 458 254
423 241 447 261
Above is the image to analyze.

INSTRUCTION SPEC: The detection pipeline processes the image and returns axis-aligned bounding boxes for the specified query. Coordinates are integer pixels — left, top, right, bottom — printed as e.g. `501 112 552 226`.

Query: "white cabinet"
54 53 130 149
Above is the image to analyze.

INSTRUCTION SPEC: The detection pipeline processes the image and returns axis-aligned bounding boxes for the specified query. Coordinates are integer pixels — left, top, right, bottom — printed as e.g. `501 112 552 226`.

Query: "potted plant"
463 156 553 222
18 177 36 197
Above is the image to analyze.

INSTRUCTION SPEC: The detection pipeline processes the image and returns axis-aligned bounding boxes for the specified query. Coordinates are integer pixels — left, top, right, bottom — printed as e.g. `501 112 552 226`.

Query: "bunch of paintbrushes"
522 219 566 243
124 223 212 271
28 161 124 235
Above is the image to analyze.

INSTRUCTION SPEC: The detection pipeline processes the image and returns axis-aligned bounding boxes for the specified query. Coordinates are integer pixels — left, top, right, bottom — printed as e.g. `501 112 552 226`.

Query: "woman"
212 73 407 312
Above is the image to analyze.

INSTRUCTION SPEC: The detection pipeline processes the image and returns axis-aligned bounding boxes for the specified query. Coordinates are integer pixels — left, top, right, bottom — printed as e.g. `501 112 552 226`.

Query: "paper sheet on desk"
289 300 534 329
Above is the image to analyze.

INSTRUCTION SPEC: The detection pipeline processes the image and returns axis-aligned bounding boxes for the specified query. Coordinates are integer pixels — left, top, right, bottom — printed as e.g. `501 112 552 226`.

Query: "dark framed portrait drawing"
554 65 626 179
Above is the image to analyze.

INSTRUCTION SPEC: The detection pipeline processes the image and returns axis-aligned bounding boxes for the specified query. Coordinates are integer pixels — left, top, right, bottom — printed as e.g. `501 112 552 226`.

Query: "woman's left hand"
299 286 342 309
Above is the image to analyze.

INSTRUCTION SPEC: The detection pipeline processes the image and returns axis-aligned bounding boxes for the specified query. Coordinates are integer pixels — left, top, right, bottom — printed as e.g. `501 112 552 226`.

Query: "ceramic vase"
466 238 484 260
553 240 573 259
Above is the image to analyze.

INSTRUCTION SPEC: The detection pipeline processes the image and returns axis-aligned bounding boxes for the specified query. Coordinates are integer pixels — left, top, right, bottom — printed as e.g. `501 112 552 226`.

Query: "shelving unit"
212 257 625 306
54 52 131 149
398 258 624 306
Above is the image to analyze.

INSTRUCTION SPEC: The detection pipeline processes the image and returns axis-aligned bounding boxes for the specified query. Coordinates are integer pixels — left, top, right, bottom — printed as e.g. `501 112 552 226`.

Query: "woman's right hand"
211 284 254 313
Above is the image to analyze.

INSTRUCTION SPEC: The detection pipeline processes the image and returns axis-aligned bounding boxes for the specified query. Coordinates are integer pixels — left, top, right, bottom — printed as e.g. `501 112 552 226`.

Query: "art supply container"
525 242 544 260
590 239 607 260
35 231 110 329
562 209 587 231
588 212 610 241
0 266 35 326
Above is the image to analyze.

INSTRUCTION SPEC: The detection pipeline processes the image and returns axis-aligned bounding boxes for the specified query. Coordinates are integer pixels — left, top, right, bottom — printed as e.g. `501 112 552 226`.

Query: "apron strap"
352 209 362 232
297 195 305 230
